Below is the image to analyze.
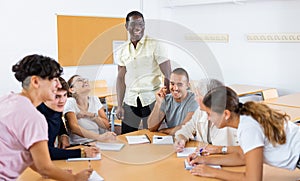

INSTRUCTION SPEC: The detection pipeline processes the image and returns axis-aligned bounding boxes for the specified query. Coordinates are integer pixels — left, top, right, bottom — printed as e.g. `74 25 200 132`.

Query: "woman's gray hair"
191 78 224 96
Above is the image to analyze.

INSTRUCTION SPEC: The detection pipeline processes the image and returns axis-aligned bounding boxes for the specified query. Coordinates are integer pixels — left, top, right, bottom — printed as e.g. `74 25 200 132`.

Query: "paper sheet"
177 147 197 157
125 135 150 144
67 153 101 161
96 142 124 151
152 135 174 144
88 171 104 181
184 159 221 170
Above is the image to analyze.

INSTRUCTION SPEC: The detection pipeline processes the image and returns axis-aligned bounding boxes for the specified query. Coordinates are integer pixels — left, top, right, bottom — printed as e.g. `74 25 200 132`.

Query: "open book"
125 135 150 144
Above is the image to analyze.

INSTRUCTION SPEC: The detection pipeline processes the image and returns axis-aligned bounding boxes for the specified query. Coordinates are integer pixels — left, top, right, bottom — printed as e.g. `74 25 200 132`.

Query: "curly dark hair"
12 54 63 83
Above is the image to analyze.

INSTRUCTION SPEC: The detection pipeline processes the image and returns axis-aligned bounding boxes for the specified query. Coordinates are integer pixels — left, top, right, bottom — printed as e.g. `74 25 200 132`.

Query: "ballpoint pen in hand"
192 148 203 160
88 160 91 169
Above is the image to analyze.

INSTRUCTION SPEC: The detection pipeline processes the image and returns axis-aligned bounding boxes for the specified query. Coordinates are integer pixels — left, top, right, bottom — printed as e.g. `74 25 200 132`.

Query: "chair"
105 95 121 133
89 79 110 114
262 88 279 100
90 80 108 89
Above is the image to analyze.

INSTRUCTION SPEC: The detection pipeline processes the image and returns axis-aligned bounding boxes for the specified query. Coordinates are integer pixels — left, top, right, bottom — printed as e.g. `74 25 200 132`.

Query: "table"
229 84 273 97
264 93 300 108
265 103 300 122
18 130 300 181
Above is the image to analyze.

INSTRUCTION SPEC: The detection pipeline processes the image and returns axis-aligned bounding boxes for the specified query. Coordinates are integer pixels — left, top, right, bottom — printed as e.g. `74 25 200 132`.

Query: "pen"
192 148 203 159
144 134 151 143
199 148 204 155
66 140 95 148
88 160 91 169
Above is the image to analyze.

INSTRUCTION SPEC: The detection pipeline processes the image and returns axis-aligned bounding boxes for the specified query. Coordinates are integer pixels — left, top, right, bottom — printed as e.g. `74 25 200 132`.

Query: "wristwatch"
221 146 227 154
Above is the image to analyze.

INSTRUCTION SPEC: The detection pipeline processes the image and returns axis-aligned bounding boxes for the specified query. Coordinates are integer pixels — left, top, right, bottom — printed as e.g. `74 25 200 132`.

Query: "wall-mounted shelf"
185 33 229 43
246 33 300 43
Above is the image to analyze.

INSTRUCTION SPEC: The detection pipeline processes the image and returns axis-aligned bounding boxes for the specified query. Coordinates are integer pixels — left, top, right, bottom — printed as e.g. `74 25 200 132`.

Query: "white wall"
1 0 299 95
0 0 150 94
161 0 300 95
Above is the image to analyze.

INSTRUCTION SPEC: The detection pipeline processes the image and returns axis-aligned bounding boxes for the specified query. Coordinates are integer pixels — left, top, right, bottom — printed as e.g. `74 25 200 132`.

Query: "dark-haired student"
0 54 93 180
37 77 99 160
188 86 300 181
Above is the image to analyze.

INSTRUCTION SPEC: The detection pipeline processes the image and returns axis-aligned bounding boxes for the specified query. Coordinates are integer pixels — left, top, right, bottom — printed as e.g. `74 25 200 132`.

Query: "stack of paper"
67 153 101 161
152 135 174 144
125 135 150 144
96 142 124 151
88 171 104 181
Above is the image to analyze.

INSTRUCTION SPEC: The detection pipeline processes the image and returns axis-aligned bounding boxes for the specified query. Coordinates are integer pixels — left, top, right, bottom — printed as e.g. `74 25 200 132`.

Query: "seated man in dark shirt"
37 77 99 160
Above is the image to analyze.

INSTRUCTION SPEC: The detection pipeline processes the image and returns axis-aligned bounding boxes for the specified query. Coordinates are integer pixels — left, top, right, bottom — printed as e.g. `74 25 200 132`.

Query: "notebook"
152 135 174 144
125 135 150 144
67 153 101 161
177 147 197 157
184 159 221 170
96 142 124 151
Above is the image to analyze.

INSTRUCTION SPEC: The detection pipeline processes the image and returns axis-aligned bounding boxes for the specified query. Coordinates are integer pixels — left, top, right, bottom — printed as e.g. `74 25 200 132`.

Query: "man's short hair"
126 11 144 23
172 68 189 82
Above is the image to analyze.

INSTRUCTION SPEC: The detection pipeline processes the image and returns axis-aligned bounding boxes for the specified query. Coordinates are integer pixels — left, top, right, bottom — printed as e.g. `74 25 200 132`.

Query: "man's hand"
116 107 124 120
156 86 167 104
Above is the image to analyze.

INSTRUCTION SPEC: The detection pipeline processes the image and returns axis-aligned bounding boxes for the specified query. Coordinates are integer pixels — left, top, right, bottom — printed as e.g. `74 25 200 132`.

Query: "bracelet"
221 146 227 154
80 148 86 158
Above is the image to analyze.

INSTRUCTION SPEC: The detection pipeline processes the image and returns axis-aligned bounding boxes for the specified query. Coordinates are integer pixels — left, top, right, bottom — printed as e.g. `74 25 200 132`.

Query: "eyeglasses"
70 77 89 88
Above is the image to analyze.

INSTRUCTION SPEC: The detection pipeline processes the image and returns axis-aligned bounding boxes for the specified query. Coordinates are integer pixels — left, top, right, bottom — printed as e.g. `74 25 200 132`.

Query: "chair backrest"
105 95 118 107
262 88 279 100
90 80 108 88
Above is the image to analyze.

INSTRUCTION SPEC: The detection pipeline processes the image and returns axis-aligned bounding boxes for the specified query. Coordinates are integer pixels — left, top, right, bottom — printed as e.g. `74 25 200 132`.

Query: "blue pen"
199 148 204 155
192 148 203 160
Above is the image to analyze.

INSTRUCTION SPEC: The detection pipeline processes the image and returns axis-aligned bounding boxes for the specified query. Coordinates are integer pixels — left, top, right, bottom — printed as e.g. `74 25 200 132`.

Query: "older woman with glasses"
64 75 116 145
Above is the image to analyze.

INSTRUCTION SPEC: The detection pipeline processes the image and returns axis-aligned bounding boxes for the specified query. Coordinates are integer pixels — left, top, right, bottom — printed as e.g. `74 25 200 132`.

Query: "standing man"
148 68 199 135
116 11 171 134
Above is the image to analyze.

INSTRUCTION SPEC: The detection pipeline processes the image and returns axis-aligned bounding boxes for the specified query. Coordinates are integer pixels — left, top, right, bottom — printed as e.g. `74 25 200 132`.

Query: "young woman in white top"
175 79 243 166
64 75 116 144
188 86 300 180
